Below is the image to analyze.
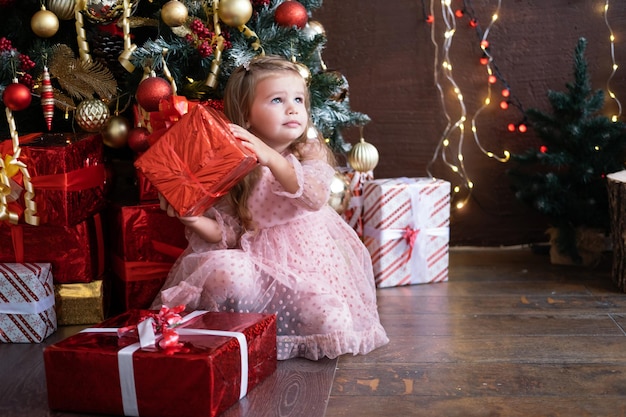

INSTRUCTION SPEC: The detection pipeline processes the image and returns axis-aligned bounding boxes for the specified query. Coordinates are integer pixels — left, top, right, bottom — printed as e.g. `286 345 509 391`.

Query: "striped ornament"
41 66 54 131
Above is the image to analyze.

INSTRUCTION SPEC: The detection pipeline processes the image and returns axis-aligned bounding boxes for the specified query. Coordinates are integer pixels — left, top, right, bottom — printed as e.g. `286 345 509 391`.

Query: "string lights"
422 0 621 211
603 0 621 122
426 0 473 210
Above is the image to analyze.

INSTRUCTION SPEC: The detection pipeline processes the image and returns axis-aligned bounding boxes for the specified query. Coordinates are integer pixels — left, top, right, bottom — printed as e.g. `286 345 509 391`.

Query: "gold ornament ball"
302 20 325 39
102 116 130 148
161 0 188 27
348 137 379 172
218 0 252 27
31 9 60 38
47 0 77 20
75 99 110 132
328 171 352 215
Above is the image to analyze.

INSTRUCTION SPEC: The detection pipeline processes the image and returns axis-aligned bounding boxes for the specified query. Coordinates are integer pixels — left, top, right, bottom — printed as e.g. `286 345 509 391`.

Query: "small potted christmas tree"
508 37 626 265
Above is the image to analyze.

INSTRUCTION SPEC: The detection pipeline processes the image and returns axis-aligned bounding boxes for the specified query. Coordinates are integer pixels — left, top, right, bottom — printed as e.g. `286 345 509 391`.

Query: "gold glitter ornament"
161 0 188 27
75 99 110 132
348 136 379 172
218 0 252 27
328 171 352 214
47 0 77 20
31 7 60 38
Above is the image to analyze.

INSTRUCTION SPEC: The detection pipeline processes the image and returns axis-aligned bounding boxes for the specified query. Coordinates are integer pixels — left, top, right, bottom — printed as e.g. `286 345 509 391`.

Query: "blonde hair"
223 55 333 230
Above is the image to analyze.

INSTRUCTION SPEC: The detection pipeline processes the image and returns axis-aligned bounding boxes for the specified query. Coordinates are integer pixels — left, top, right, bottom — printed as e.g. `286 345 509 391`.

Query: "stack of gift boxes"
1 100 279 416
1 132 107 337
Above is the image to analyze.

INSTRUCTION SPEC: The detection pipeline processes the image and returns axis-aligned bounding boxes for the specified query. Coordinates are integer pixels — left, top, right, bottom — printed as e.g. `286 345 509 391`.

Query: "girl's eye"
271 97 282 103
295 97 303 104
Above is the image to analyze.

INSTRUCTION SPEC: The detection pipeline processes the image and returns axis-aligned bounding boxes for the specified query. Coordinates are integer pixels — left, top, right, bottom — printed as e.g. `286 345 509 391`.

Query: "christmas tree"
0 0 369 154
508 37 626 263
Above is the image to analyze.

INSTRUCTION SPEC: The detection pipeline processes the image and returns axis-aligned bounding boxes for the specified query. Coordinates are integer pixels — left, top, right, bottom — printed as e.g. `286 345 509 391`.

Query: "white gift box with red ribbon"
0 262 57 343
362 178 450 288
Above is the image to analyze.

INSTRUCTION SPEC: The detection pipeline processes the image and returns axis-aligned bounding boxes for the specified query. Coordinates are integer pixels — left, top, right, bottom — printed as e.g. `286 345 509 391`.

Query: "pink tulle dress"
151 147 389 360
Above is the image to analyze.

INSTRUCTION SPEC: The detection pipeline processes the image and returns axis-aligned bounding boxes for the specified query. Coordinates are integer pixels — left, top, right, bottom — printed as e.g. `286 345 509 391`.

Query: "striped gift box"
362 178 450 288
0 263 57 343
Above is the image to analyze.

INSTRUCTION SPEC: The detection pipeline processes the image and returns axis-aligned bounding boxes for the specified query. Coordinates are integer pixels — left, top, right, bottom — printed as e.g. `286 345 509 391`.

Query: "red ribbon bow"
403 226 419 254
117 305 189 355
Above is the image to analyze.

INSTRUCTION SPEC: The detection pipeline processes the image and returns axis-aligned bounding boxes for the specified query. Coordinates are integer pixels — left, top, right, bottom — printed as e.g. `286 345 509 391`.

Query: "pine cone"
90 29 128 88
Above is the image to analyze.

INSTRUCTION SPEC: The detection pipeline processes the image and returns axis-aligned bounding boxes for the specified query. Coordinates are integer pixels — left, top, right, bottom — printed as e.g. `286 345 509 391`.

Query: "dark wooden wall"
315 1 626 246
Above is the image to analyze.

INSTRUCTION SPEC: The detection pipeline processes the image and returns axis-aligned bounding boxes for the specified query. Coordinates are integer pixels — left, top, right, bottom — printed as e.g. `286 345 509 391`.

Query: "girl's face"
246 72 308 152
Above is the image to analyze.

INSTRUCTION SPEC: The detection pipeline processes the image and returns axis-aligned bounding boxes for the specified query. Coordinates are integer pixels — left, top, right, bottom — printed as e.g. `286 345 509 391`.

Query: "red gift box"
0 262 57 343
0 214 105 283
136 168 159 202
44 310 277 417
134 104 258 217
0 132 106 226
107 203 187 310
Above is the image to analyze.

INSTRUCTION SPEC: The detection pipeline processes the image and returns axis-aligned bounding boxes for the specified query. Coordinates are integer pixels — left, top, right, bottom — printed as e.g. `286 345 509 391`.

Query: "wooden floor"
2 247 626 417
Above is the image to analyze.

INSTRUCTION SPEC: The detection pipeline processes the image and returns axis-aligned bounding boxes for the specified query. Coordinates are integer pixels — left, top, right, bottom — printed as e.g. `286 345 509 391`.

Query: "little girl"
152 55 389 360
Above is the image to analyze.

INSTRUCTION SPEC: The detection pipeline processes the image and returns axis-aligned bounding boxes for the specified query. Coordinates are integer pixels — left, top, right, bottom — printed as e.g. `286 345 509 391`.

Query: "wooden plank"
340 335 626 364
222 358 337 417
331 363 626 397
377 294 626 315
380 313 624 337
326 396 626 417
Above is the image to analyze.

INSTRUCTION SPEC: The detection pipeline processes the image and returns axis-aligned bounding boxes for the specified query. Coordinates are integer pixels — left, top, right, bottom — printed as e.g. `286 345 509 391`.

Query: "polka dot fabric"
152 148 389 360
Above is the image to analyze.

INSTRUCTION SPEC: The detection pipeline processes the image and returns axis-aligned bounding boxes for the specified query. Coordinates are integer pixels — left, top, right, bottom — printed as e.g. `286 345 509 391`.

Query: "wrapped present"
44 309 277 417
136 168 158 202
0 263 57 343
0 133 106 226
0 214 105 283
135 104 258 217
54 280 105 325
107 203 187 311
362 178 450 288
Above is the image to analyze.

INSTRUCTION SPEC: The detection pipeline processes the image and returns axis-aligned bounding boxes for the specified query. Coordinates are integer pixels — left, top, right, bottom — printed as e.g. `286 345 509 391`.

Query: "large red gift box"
0 263 57 343
134 104 258 217
44 310 277 417
0 214 105 283
362 178 450 288
107 203 187 311
0 133 106 226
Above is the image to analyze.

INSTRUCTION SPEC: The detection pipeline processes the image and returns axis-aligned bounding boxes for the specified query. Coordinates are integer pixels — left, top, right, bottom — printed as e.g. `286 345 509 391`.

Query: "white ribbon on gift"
0 293 55 315
363 178 448 281
81 310 249 417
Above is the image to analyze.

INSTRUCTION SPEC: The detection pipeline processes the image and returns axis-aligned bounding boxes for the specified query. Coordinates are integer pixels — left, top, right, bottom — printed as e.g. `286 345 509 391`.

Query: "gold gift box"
54 280 104 325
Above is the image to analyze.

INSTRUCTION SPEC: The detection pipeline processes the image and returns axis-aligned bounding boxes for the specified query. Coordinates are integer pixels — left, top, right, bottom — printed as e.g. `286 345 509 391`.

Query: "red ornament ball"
274 1 308 29
127 127 152 153
135 77 173 112
3 82 32 111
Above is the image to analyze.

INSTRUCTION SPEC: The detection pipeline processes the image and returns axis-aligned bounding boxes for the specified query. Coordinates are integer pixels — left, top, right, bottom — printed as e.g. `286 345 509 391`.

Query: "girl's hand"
158 193 221 242
158 193 200 224
229 124 277 166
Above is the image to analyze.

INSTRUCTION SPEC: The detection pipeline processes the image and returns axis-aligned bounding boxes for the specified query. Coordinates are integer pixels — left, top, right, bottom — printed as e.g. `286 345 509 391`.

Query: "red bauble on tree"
135 77 173 112
3 82 32 111
274 0 308 29
127 127 151 153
